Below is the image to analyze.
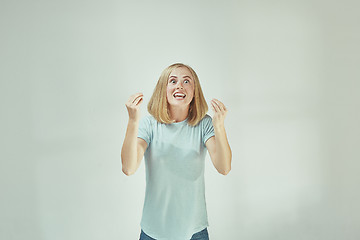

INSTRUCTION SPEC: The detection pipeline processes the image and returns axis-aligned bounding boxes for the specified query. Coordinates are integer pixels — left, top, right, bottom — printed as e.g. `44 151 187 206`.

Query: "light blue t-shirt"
137 114 215 240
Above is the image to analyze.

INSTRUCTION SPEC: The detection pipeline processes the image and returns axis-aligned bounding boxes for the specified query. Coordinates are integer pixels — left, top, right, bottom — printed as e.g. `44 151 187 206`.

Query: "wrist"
213 123 225 131
128 118 140 125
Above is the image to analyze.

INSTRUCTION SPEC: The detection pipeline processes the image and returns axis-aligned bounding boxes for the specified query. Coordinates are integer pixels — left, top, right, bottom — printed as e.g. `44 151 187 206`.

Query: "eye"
184 80 189 84
170 79 176 84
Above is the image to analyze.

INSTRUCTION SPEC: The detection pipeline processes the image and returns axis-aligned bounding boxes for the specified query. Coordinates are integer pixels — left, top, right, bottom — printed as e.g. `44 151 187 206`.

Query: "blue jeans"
139 227 209 240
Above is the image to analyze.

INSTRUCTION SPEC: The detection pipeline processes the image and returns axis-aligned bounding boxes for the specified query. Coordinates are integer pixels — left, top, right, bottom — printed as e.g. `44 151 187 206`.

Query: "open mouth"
173 93 186 99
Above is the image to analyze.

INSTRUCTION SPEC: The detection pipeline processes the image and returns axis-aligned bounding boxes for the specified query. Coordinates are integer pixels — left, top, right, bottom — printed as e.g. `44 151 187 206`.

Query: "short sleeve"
202 114 215 146
138 116 152 145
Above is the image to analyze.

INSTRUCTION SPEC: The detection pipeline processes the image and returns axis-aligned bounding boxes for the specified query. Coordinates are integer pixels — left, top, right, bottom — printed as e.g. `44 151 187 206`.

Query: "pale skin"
166 67 195 122
121 67 232 176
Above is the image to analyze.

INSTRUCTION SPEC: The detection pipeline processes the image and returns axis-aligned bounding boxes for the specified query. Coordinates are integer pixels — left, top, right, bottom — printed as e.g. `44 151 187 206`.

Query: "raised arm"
205 98 232 175
121 93 147 176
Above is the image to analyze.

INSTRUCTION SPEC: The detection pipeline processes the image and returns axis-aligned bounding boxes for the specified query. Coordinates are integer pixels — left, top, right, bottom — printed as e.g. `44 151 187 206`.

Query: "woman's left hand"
210 98 228 128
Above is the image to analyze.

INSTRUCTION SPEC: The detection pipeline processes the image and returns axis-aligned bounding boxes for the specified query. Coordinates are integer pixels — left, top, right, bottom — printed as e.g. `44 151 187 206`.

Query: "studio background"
1 0 359 239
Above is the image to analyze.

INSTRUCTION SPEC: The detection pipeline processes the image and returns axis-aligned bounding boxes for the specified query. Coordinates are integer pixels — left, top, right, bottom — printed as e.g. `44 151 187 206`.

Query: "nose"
176 81 184 89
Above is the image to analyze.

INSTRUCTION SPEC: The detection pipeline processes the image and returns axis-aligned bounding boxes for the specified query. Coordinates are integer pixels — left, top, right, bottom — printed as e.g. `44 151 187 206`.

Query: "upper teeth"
174 93 185 98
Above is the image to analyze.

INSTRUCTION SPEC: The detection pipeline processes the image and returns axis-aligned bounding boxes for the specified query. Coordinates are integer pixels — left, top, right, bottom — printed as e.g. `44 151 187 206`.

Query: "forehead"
169 67 193 78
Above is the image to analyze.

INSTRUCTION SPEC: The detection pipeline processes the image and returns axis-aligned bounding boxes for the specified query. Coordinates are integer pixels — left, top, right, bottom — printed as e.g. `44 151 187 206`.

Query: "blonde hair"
147 63 208 126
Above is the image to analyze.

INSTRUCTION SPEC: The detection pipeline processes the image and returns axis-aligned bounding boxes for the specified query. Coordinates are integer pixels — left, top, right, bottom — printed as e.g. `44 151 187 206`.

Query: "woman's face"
166 67 195 108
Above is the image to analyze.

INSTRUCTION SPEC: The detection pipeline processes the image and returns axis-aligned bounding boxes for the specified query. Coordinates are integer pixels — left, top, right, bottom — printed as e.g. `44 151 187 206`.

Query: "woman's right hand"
125 93 143 122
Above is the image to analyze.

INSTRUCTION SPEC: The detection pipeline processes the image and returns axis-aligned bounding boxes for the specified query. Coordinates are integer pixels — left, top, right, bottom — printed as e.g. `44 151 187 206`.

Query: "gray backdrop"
1 0 359 239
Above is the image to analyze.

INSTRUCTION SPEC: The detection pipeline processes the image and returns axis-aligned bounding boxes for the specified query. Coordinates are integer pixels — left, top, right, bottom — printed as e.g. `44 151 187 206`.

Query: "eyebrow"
169 75 192 79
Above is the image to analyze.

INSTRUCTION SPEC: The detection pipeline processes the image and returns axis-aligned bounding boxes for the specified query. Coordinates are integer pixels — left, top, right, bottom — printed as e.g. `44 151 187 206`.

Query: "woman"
121 63 232 240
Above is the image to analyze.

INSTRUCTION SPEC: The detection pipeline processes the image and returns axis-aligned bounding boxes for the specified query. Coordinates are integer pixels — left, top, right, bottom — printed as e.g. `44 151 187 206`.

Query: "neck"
168 105 189 122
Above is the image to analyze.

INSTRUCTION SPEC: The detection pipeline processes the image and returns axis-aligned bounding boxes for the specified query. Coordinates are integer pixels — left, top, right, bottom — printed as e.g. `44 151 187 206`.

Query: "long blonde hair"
147 63 208 126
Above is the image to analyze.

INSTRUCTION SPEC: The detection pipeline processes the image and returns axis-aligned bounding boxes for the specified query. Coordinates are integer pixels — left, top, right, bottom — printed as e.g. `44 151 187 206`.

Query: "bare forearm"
214 125 232 175
121 120 139 175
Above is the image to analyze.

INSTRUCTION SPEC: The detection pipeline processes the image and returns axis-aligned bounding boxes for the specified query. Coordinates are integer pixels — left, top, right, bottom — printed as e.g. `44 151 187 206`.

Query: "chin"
168 100 190 107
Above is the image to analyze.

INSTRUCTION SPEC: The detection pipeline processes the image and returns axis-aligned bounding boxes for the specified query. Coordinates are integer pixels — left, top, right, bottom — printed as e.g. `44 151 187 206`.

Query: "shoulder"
202 114 212 121
194 114 213 129
147 115 158 125
139 115 156 126
199 114 213 125
140 115 155 121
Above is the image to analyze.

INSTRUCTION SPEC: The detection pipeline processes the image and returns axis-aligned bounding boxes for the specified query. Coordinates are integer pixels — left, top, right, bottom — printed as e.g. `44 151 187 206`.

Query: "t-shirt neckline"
171 117 188 125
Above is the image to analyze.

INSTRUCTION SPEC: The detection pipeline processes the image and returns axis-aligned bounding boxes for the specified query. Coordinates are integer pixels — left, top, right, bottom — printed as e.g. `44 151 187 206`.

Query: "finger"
134 96 143 105
128 92 140 100
213 99 226 111
210 102 216 112
211 99 221 111
128 93 143 104
133 94 143 104
211 100 220 112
